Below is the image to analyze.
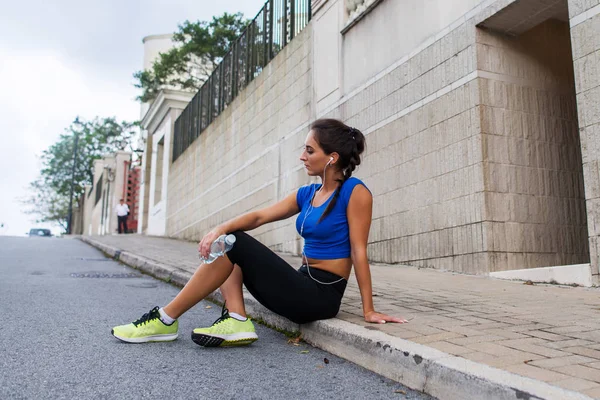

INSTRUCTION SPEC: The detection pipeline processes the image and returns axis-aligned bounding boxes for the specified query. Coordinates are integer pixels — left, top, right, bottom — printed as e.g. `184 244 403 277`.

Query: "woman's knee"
225 230 252 264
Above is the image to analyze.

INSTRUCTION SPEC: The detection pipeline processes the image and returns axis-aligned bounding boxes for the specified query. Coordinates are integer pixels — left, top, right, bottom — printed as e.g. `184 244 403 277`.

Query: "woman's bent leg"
112 244 239 344
226 231 345 324
219 265 246 317
163 254 234 319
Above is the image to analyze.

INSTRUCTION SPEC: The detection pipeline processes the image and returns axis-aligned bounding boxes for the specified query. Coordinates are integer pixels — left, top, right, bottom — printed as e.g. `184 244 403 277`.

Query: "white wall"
340 0 483 94
147 114 172 236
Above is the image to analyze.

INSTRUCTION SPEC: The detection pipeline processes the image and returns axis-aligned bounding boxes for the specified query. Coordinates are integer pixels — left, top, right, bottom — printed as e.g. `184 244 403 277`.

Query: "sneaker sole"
111 329 178 343
191 332 258 347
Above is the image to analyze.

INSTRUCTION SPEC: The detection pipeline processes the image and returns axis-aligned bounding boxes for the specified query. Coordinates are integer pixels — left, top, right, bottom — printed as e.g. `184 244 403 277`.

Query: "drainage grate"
70 272 141 278
77 258 111 262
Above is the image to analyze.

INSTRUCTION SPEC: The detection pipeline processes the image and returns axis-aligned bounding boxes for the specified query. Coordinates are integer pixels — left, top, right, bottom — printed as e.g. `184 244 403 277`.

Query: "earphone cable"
300 163 345 285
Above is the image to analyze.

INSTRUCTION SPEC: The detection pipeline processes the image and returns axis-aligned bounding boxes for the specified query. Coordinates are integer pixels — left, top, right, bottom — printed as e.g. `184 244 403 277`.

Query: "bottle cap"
225 234 236 245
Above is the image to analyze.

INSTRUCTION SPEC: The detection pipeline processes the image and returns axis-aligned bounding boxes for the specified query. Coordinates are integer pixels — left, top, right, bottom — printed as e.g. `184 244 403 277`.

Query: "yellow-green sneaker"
112 307 178 343
192 305 258 347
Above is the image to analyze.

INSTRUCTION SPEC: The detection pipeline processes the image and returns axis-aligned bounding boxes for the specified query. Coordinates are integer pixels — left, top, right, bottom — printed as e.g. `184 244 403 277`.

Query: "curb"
79 236 593 400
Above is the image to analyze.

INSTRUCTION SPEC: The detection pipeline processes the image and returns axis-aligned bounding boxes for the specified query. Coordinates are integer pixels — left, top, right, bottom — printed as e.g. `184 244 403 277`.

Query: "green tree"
23 117 139 230
134 12 248 103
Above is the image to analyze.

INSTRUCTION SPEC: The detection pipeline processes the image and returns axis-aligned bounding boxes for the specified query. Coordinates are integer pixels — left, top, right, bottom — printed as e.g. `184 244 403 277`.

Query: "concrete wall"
317 0 485 272
341 0 482 94
568 0 600 283
146 111 174 236
138 90 192 236
166 0 485 271
163 0 597 276
477 20 588 272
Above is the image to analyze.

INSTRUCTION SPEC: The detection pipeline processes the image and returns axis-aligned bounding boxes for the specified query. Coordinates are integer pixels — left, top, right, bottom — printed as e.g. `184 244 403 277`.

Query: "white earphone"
327 156 334 165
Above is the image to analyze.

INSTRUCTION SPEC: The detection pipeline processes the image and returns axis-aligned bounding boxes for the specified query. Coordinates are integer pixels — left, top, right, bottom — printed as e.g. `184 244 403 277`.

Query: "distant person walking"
116 199 129 234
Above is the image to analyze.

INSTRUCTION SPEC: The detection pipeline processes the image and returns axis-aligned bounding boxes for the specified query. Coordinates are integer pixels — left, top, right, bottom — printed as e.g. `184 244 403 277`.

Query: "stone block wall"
476 20 589 272
318 3 485 273
569 0 600 282
163 0 598 277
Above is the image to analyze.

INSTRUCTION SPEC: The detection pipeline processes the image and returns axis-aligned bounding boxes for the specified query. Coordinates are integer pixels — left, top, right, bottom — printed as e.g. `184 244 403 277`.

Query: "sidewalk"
80 234 600 400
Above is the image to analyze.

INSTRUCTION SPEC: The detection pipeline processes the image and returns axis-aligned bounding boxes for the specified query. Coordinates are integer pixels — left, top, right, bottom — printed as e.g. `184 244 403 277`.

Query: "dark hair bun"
310 119 366 181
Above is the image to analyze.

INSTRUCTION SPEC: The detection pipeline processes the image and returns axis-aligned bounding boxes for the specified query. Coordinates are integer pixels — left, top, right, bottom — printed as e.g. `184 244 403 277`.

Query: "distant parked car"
28 228 52 237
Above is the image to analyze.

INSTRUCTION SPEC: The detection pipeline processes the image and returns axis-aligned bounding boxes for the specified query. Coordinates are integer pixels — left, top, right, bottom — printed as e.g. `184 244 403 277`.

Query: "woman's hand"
198 227 225 259
364 310 408 324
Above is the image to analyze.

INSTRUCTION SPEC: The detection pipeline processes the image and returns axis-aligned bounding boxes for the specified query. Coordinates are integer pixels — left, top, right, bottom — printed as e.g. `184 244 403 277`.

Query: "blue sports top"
295 177 370 260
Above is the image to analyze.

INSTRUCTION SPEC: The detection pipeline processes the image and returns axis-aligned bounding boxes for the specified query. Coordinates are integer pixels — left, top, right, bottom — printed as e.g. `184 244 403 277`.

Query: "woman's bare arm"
199 190 300 258
348 185 407 324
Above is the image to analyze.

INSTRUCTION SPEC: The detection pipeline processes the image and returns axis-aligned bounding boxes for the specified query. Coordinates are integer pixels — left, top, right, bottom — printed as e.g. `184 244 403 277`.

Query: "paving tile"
375 325 422 339
447 335 506 346
509 324 554 332
469 322 513 330
564 347 600 360
411 331 466 344
546 339 595 349
480 328 529 340
401 324 445 335
583 386 600 398
434 320 477 328
406 305 444 313
528 355 597 369
437 325 487 336
461 352 500 364
457 316 497 324
414 315 457 324
544 325 598 334
569 331 600 342
488 317 541 325
552 377 600 391
426 341 476 356
525 330 572 341
485 353 545 368
577 322 600 330
586 362 600 370
554 365 600 383
496 338 545 347
497 340 571 358
504 364 571 382
465 342 525 357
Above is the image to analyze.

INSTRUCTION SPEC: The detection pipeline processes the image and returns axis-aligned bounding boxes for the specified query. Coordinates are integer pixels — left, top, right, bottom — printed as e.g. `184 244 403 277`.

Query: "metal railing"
172 0 312 162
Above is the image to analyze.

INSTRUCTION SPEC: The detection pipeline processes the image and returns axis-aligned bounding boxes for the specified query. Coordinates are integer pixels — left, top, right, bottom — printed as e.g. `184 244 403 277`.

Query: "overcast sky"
0 0 267 236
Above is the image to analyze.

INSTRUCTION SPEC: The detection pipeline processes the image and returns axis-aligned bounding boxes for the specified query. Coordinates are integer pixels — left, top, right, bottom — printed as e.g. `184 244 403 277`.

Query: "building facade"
142 0 600 284
82 151 136 236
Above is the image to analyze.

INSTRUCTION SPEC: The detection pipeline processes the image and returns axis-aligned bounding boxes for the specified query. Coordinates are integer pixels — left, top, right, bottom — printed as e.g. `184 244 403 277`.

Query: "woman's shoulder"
341 177 371 204
343 177 370 192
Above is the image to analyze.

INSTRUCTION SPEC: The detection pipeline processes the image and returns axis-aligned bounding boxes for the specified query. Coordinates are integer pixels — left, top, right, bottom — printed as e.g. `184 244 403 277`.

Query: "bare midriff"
304 257 352 280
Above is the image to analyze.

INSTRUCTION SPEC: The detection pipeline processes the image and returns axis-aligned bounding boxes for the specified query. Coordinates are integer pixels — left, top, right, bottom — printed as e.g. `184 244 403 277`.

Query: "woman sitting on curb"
112 118 407 346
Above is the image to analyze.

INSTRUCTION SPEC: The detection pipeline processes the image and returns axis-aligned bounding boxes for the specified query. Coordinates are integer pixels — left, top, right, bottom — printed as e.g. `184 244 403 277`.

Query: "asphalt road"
0 236 433 400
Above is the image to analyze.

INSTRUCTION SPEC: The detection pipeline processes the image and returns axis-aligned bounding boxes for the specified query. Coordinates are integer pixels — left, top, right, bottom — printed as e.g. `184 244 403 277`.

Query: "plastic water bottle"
199 234 236 264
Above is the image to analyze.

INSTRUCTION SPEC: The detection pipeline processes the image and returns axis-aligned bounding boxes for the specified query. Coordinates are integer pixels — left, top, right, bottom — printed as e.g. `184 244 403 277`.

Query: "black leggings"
226 231 347 324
